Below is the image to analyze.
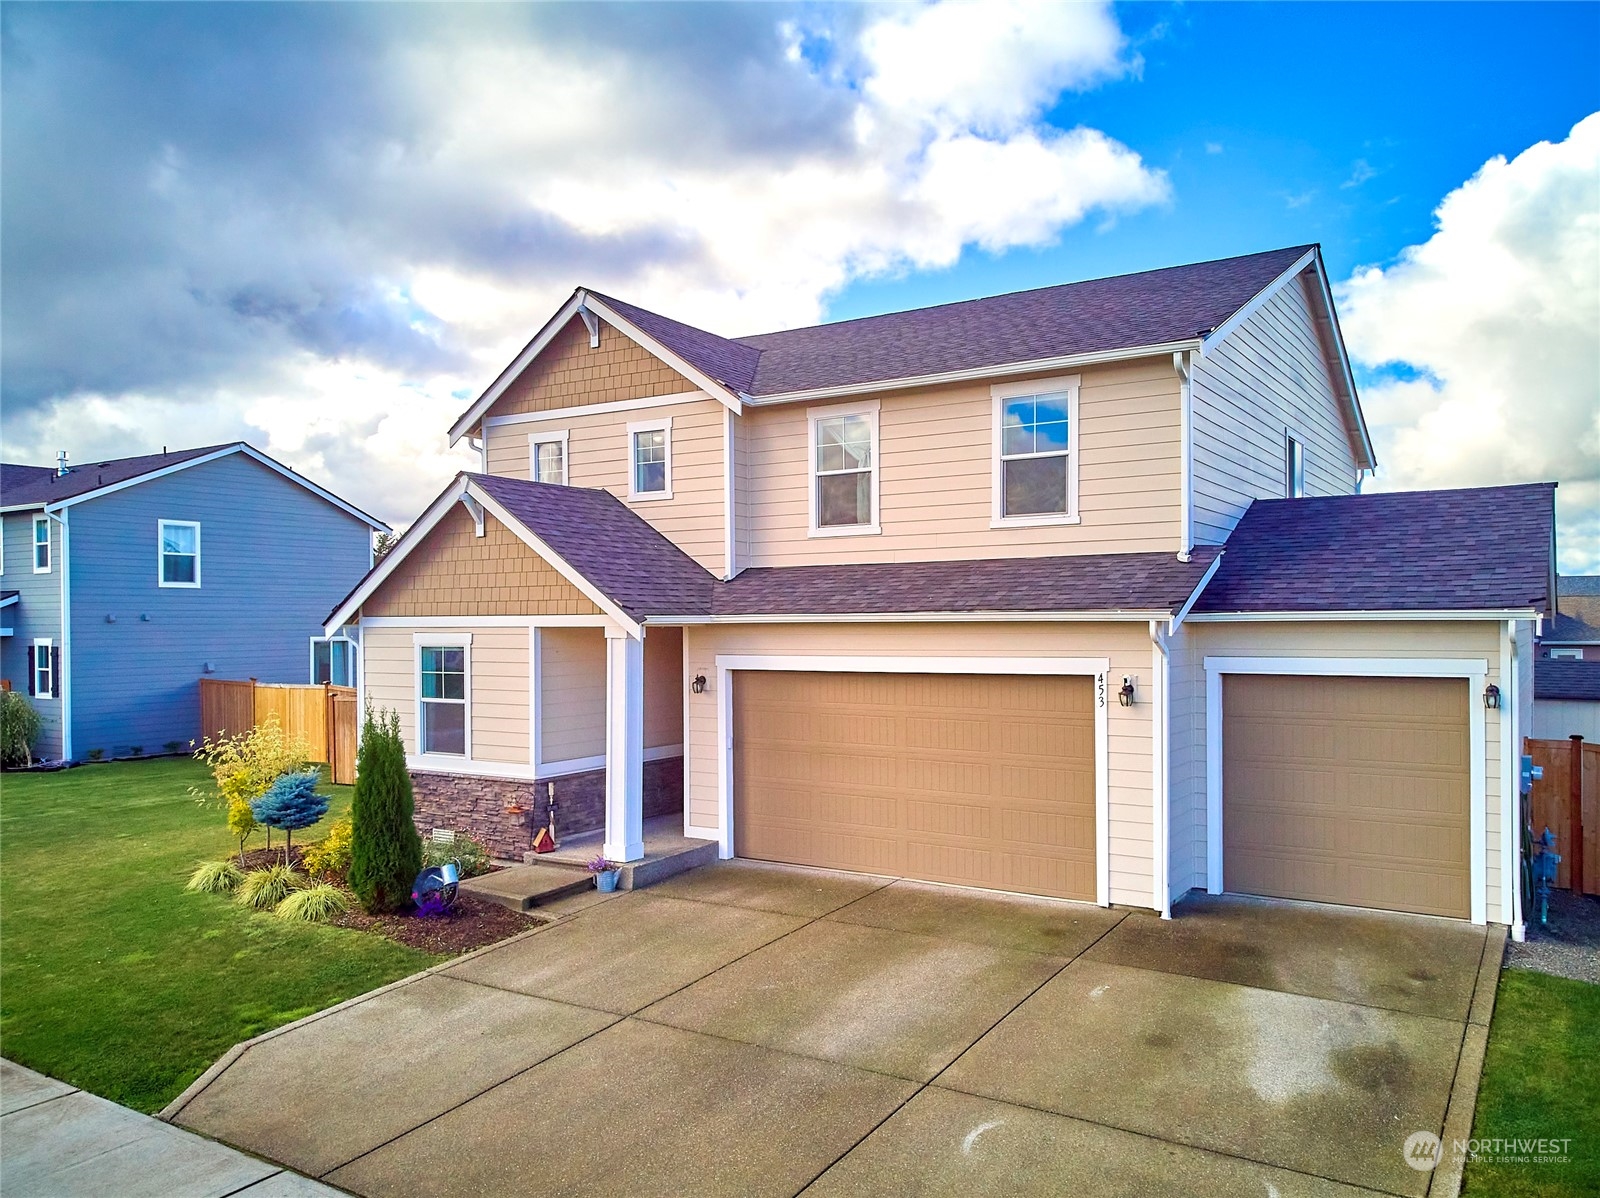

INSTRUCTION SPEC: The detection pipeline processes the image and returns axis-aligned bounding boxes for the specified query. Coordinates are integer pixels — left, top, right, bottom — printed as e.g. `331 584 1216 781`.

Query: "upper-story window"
809 402 879 536
1286 434 1305 498
33 516 51 573
158 520 201 587
992 375 1079 526
529 430 568 486
628 418 673 500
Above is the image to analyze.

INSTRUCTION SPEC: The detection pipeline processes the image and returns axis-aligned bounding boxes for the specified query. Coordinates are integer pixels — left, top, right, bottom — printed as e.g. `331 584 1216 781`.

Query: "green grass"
0 758 438 1113
1464 968 1600 1197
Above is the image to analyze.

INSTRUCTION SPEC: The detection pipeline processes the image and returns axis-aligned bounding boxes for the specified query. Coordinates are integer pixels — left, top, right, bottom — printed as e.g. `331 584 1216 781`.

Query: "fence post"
1571 735 1585 894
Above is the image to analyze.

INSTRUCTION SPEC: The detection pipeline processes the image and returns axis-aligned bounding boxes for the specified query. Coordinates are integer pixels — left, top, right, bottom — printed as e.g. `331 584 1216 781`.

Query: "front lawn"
1464 967 1600 1196
0 758 439 1113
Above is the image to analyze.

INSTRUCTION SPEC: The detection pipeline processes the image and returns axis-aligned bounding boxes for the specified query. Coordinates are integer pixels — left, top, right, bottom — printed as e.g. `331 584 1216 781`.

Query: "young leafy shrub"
348 706 423 914
163 740 184 755
186 859 245 894
192 715 313 861
0 691 43 768
275 883 349 923
303 817 353 879
422 832 491 878
236 864 305 910
86 748 106 763
251 770 330 866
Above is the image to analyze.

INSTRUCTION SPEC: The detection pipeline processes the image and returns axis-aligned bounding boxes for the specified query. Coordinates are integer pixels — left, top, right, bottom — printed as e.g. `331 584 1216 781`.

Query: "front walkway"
0 1059 343 1197
166 864 1502 1197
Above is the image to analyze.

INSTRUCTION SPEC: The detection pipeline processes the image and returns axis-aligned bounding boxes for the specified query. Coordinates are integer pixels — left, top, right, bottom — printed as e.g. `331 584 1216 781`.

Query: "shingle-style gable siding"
486 316 695 419
67 452 374 757
0 512 64 758
363 503 601 618
1189 274 1359 543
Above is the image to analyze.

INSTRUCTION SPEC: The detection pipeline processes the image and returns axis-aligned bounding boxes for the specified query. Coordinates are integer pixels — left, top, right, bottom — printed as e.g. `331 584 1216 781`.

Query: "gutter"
1185 608 1542 623
648 609 1178 626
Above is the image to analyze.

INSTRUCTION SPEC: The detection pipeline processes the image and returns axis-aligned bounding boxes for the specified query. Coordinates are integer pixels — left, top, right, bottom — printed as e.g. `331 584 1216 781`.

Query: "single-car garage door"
734 671 1096 900
1223 674 1471 918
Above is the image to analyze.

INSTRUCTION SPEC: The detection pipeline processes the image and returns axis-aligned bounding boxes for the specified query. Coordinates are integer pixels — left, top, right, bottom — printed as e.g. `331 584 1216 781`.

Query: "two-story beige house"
327 245 1554 936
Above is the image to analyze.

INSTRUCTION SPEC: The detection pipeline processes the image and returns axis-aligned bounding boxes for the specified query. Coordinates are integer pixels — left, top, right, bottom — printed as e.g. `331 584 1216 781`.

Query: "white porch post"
603 627 646 862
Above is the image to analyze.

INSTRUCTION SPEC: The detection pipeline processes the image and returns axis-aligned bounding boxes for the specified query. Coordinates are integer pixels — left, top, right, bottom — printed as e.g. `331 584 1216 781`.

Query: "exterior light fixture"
691 674 708 694
1483 683 1501 710
1118 676 1136 707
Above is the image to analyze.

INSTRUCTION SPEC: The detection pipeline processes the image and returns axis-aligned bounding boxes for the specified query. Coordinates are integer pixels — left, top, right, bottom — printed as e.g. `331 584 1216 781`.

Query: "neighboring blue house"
0 443 387 762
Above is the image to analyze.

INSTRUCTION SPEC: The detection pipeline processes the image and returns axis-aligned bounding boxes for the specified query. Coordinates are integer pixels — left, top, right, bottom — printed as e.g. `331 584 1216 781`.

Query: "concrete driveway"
167 863 1499 1197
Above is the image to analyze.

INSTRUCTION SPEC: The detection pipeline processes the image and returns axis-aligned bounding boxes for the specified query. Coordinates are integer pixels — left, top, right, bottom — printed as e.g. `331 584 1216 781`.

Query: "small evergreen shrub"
0 692 43 768
275 883 349 923
422 832 491 878
303 817 353 879
186 859 244 894
251 770 330 866
348 706 423 913
236 865 305 910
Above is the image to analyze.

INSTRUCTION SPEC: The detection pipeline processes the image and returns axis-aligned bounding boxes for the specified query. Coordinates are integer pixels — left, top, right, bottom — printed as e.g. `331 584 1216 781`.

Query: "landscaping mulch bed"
234 845 538 954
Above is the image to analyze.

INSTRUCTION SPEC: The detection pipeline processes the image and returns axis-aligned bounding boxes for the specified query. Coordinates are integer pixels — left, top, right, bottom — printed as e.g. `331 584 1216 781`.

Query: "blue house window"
158 520 201 588
33 517 51 573
311 636 355 688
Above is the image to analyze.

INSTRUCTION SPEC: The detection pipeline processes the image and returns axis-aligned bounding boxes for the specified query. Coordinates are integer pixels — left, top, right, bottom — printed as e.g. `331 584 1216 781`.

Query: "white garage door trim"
715 654 1113 906
1203 656 1488 924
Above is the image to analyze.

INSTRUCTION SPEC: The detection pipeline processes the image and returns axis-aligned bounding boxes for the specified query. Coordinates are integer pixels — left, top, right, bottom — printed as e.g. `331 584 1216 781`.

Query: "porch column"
603 627 646 862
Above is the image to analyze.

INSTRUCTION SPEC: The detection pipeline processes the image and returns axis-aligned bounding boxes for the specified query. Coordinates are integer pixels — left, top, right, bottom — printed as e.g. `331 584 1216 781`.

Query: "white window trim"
414 634 472 762
528 429 570 486
33 638 54 699
991 374 1081 528
157 519 202 589
627 417 674 502
308 634 357 688
807 401 881 538
1285 432 1305 498
1202 655 1489 926
33 516 51 574
1548 648 1583 661
713 653 1112 906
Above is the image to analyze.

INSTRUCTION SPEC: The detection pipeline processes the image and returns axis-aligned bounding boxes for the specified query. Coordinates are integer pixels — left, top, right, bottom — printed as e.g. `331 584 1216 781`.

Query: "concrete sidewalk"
1 1059 345 1197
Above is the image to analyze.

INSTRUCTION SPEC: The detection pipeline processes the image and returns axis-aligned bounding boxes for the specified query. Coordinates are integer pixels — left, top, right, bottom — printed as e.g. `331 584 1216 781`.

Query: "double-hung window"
418 641 468 756
33 517 51 573
808 403 879 535
311 636 355 687
628 419 672 500
992 376 1079 525
1286 434 1305 498
529 430 568 486
31 639 54 699
158 520 201 587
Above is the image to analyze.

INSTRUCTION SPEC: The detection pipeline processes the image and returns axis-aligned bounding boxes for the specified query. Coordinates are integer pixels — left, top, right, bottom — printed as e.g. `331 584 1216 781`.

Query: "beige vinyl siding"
485 316 693 418
644 625 684 750
1181 620 1507 923
486 397 728 576
363 625 530 765
1189 274 1359 544
683 621 1158 908
539 627 607 767
742 358 1182 567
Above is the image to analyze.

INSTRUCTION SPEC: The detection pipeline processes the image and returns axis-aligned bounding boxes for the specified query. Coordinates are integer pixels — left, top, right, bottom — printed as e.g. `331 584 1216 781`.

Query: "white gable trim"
326 478 470 631
24 444 388 530
448 291 742 446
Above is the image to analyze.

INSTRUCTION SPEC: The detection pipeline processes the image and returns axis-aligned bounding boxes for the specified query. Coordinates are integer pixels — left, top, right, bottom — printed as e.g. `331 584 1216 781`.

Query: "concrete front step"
459 863 594 913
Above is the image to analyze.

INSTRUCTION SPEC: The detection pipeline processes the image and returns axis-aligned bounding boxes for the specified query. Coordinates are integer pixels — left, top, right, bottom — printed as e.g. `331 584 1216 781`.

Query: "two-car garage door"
1222 674 1471 919
733 671 1097 901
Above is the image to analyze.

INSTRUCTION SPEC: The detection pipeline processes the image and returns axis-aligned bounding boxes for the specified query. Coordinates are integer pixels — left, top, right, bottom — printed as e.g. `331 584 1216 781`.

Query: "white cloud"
3 2 1168 525
1338 112 1600 573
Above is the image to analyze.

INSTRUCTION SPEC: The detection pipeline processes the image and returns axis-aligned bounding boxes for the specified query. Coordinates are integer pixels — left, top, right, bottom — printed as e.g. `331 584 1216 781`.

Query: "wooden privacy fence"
1526 736 1599 895
200 678 358 785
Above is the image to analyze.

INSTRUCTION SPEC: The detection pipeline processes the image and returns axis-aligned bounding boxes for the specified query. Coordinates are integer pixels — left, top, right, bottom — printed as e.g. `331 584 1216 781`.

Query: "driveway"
167 863 1497 1197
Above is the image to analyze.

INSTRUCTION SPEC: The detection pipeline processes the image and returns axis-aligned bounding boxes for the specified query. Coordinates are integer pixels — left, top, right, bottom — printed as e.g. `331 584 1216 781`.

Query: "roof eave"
1187 607 1542 622
648 609 1178 625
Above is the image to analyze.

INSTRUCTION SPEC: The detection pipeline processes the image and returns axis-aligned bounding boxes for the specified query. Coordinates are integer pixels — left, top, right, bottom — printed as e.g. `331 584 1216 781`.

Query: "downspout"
47 507 72 762
1174 352 1193 563
468 435 486 474
1150 619 1172 919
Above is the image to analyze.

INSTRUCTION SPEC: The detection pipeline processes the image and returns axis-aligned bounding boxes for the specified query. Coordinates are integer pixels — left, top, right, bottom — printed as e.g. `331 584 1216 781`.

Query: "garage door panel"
734 671 1096 901
1224 675 1470 919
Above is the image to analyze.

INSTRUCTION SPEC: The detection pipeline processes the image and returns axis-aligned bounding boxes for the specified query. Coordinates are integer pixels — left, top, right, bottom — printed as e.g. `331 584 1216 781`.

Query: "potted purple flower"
587 854 622 892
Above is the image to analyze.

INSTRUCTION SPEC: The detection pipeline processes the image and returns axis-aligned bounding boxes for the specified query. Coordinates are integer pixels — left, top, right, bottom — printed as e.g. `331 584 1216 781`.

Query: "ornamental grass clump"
185 859 244 895
275 883 349 923
236 864 305 911
348 706 422 914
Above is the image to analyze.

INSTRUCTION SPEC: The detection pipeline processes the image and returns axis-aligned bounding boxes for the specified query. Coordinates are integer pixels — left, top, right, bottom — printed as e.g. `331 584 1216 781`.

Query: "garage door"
733 671 1096 900
1223 674 1470 918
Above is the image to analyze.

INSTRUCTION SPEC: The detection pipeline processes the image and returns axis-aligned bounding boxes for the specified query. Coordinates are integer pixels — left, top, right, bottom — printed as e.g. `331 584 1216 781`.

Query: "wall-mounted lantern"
1118 676 1136 707
691 674 708 695
1483 683 1501 710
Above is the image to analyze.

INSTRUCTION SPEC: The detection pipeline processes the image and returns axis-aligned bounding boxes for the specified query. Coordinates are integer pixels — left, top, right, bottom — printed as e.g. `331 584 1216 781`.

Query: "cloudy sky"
3 2 1597 569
